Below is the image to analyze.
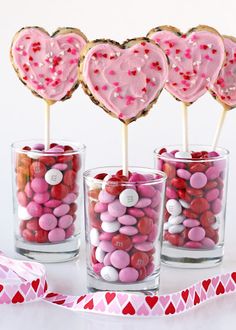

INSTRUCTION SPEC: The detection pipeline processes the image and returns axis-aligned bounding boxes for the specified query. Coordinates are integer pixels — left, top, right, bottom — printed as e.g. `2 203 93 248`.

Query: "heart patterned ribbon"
0 253 235 316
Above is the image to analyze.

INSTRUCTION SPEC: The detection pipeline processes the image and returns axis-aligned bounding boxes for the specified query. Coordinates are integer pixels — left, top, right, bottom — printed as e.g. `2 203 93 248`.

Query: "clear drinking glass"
154 145 229 268
84 166 167 293
12 140 85 262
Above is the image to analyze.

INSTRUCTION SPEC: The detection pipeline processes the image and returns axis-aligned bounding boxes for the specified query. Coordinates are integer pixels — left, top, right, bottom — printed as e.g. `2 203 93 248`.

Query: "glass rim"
83 166 167 185
11 139 86 156
154 144 229 163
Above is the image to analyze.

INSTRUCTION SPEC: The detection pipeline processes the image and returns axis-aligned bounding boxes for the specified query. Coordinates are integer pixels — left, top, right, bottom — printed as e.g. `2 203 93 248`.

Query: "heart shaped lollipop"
211 36 236 108
147 25 225 104
79 38 168 124
10 26 87 102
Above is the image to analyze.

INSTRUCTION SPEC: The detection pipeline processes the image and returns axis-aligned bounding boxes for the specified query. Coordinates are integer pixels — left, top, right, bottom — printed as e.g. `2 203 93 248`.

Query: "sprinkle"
200 44 208 50
204 54 213 61
207 44 212 49
50 42 54 47
144 54 149 59
206 77 211 82
38 63 44 67
152 77 156 82
172 63 177 68
140 98 145 102
142 87 147 93
137 67 141 72
19 45 24 49
30 75 34 79
75 43 80 48
144 49 150 54
212 49 217 54
94 86 99 91
116 52 121 57
59 51 65 56
175 56 181 61
114 92 119 97
109 70 115 75
94 69 99 74
102 85 108 90
113 82 119 86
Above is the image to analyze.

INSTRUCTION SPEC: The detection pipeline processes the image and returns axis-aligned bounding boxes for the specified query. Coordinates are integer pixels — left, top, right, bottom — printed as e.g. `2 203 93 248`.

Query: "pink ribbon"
0 253 235 317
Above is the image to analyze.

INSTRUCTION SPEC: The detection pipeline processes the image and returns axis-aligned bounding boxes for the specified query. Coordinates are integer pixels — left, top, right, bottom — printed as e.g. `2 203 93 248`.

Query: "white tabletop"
0 228 235 330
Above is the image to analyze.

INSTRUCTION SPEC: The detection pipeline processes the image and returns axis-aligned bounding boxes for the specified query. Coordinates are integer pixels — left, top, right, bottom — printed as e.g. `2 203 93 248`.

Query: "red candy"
105 177 124 196
190 197 209 214
171 177 186 189
137 217 153 235
131 252 149 269
30 161 46 178
112 234 132 250
51 183 69 199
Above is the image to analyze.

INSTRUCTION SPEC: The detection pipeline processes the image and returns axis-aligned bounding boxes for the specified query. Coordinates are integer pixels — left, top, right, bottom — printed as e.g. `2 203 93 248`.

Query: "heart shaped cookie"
79 38 168 124
147 25 225 105
10 27 87 102
211 36 236 109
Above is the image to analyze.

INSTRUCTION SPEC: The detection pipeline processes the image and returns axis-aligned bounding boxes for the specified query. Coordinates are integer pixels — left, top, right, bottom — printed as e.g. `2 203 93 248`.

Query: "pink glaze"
149 28 225 103
212 37 236 108
82 40 168 122
11 27 87 101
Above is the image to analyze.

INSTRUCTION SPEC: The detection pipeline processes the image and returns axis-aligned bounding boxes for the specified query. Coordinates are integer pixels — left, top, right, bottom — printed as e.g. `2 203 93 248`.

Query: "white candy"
119 188 139 207
179 199 190 209
101 174 112 190
27 152 40 160
45 169 63 185
101 221 120 233
169 215 185 225
18 206 32 220
100 266 119 282
212 219 220 230
166 199 182 216
168 224 185 234
163 222 170 230
90 228 100 247
175 151 192 159
95 246 105 263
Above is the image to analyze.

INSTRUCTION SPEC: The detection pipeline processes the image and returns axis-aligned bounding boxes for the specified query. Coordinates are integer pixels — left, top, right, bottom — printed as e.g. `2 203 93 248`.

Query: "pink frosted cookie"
79 38 168 124
10 27 87 102
147 25 225 104
211 36 236 109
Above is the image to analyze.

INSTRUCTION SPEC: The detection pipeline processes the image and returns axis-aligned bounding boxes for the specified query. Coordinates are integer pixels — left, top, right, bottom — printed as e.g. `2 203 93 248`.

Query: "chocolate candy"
86 170 164 284
15 143 82 244
157 148 227 249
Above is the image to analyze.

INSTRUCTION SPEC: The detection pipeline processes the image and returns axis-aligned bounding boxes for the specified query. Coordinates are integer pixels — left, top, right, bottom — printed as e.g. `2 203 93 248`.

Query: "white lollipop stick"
182 102 189 152
122 123 128 176
44 101 51 150
212 105 229 150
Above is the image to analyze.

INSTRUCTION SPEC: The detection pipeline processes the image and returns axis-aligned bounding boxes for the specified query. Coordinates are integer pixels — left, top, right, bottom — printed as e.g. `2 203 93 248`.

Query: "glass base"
161 242 224 269
15 236 80 263
87 271 160 295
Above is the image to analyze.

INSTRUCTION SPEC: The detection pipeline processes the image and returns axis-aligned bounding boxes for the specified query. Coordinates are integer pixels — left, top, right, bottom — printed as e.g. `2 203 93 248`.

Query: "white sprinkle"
192 42 197 46
116 52 121 57
38 63 43 67
114 92 119 97
206 77 211 82
19 45 24 49
207 44 213 49
49 52 53 56
188 39 194 44
54 72 58 76
229 86 236 91
144 54 149 59
59 51 65 56
26 62 30 66
49 65 53 69
49 58 53 63
75 43 80 48
152 77 156 82
30 75 34 79
175 56 181 61
172 63 177 68
50 42 54 47
193 60 201 66
137 67 141 72
140 98 145 102
92 56 96 60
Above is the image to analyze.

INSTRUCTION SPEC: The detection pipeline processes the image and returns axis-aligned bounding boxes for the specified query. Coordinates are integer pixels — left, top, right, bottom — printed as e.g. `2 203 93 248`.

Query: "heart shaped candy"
79 38 168 124
147 25 225 104
211 36 236 109
10 27 87 102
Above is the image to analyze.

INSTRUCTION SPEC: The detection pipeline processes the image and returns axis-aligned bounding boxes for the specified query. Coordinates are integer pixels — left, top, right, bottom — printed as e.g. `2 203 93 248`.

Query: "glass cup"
12 140 85 262
84 166 167 293
154 145 229 268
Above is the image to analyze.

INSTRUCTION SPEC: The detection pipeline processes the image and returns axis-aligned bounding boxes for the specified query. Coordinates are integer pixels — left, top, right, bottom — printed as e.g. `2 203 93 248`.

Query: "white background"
0 0 236 329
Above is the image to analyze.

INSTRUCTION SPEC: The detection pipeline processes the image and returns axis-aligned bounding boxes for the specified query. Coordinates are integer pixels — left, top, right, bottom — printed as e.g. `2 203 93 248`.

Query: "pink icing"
212 37 236 108
149 29 225 103
81 41 168 122
11 27 87 101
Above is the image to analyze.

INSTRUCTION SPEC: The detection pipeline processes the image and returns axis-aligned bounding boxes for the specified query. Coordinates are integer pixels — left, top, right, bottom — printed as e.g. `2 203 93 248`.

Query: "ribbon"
0 253 235 317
